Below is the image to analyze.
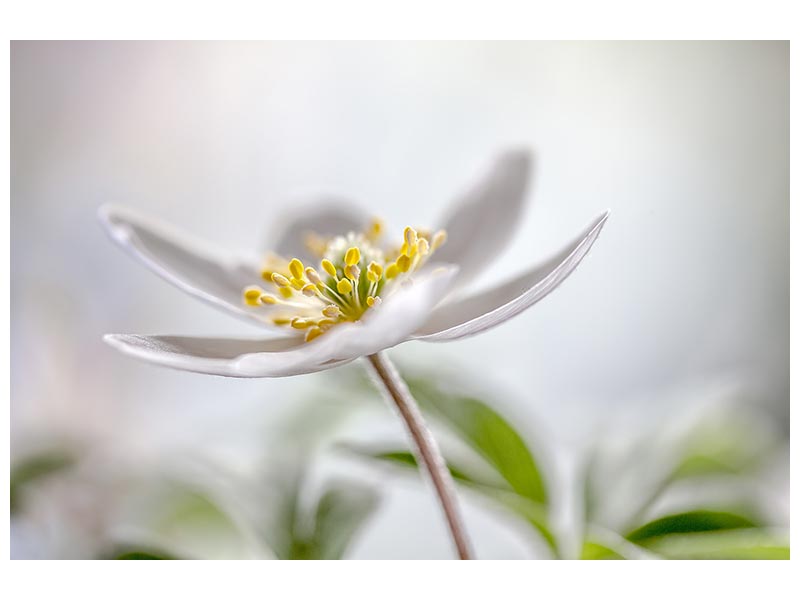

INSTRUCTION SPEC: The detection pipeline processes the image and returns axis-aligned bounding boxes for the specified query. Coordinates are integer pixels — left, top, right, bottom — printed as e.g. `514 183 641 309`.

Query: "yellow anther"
291 317 313 330
322 259 337 277
244 286 263 306
345 264 361 281
250 220 445 343
305 327 324 342
404 226 418 249
305 267 322 285
431 229 447 250
396 254 411 273
271 273 290 287
322 305 340 318
289 258 305 279
337 278 353 294
366 218 383 240
345 246 361 266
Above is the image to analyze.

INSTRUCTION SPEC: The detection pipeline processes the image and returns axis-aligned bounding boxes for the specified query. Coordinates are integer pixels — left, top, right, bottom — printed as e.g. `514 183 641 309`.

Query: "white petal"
98 204 271 326
433 149 532 288
263 196 366 262
412 212 609 342
105 266 459 377
104 334 317 377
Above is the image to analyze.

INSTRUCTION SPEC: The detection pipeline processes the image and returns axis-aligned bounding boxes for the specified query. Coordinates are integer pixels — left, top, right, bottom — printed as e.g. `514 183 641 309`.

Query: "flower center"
243 218 447 342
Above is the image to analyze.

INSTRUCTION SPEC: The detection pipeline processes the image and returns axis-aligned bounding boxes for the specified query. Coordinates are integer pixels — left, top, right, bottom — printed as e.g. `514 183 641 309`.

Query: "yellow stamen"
244 286 263 306
289 258 305 280
291 317 313 330
322 305 340 318
305 267 322 285
305 326 324 342
404 226 417 250
247 220 447 343
345 246 361 266
431 229 447 250
322 259 337 277
366 218 383 241
337 279 353 294
345 264 360 281
396 254 411 273
271 273 290 287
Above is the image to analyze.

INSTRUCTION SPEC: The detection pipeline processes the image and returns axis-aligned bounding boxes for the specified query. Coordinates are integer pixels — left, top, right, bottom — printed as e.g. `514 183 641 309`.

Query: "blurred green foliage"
10 449 76 514
10 361 789 560
343 370 557 554
339 362 788 560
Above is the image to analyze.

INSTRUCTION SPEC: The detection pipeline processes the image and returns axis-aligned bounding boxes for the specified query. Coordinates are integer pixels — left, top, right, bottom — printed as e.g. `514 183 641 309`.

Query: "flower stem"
365 352 474 560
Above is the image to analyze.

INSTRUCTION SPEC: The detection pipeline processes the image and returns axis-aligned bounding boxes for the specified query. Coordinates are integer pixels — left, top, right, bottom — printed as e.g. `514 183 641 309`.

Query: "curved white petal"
263 196 367 262
105 266 459 377
433 149 532 288
412 212 609 342
98 204 270 326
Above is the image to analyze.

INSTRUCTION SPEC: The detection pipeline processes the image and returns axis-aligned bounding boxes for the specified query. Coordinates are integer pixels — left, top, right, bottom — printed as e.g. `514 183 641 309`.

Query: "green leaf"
344 445 557 554
114 548 177 560
260 464 305 560
10 450 76 513
338 365 555 553
405 377 548 505
307 481 380 560
626 510 756 543
669 454 741 480
363 450 493 487
643 529 789 559
580 541 625 560
136 482 248 560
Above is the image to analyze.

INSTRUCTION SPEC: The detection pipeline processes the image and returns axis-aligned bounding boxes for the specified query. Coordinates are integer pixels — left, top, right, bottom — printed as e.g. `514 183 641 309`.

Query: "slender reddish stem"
366 352 473 559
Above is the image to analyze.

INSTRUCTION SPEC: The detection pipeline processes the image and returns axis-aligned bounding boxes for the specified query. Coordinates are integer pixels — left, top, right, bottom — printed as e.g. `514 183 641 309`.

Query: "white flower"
100 149 608 377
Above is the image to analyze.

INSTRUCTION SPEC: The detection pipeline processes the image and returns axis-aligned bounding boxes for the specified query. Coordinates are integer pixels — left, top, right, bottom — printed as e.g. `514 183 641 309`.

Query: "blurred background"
10 41 788 559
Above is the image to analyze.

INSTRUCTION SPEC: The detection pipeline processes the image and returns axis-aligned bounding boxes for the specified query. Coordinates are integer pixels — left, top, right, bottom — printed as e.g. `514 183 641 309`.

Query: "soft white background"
10 41 788 558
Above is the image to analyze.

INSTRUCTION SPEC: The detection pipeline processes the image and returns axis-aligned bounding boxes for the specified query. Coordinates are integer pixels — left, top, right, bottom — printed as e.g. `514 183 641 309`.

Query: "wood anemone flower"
99 148 608 560
100 149 608 377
